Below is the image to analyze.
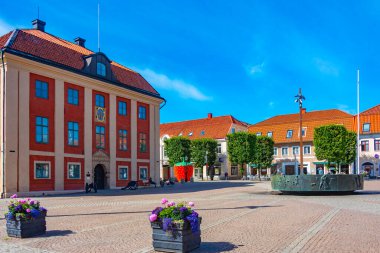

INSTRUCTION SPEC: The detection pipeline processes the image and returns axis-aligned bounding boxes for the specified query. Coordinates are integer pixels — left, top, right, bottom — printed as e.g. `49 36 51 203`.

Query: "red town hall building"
0 20 164 196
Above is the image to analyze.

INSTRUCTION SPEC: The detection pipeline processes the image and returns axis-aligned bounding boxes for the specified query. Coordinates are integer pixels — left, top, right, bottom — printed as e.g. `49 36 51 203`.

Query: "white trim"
292 146 300 155
303 145 311 155
64 153 85 158
273 147 278 156
118 165 129 180
67 162 81 180
138 166 149 180
30 150 55 156
281 146 289 156
34 161 51 179
137 159 150 163
116 157 132 162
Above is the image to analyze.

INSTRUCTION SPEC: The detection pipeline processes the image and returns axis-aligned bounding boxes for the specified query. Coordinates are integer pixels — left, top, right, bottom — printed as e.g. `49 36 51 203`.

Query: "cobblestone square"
0 180 380 253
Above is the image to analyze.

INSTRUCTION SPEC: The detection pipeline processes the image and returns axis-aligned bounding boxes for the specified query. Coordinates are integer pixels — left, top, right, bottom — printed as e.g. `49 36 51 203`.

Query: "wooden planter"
6 214 46 238
151 218 201 253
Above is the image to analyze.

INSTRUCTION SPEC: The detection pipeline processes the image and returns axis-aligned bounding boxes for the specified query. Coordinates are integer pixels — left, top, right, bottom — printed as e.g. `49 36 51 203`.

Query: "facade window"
231 128 236 134
301 127 306 137
293 146 299 155
267 132 273 138
256 132 262 136
139 167 148 180
119 129 128 151
178 132 183 136
138 106 147 119
375 139 380 151
36 116 49 144
363 123 370 132
217 143 222 154
95 94 105 107
119 167 128 180
35 162 50 179
282 147 288 156
201 130 205 136
139 133 147 152
286 130 293 138
188 132 193 136
231 165 238 175
273 147 278 156
304 145 311 155
118 101 127 116
361 140 369 152
96 126 105 149
68 121 79 146
68 88 79 105
68 163 81 179
97 62 106 76
35 80 48 99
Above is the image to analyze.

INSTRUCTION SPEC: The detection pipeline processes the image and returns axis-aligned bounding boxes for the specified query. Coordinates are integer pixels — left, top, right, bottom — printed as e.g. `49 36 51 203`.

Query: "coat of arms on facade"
95 107 106 122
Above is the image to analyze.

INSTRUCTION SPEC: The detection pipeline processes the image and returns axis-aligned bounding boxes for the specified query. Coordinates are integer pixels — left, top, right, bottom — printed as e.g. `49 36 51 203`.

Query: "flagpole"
357 69 360 174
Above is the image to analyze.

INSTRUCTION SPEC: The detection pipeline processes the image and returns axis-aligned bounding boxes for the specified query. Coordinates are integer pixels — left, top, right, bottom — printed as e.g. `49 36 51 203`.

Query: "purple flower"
6 212 14 220
39 207 47 212
26 208 31 213
30 200 35 205
30 209 40 218
180 207 188 212
15 205 22 212
152 207 163 216
168 201 175 207
186 213 199 232
161 198 168 204
188 201 195 207
162 218 173 232
10 194 17 199
19 199 26 204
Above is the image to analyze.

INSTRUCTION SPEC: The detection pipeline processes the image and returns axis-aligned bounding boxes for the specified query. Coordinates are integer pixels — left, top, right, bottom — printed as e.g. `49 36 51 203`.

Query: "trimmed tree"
164 137 191 167
253 136 274 180
227 132 256 177
314 125 357 173
190 139 218 180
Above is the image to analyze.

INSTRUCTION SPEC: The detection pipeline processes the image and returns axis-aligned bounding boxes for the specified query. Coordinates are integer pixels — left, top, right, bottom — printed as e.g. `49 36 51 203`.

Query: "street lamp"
295 88 305 175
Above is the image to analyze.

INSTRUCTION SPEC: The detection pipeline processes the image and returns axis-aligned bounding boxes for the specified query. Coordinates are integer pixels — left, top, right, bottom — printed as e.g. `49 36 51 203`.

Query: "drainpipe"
1 49 6 198
159 98 166 110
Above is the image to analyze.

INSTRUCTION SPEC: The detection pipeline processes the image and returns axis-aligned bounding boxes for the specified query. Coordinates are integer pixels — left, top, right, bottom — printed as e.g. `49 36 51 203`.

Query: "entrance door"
285 165 295 175
94 164 105 190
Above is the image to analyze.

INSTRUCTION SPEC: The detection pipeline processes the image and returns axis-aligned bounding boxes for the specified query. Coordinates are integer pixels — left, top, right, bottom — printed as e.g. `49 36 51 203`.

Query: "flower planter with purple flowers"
5 194 48 238
150 199 201 253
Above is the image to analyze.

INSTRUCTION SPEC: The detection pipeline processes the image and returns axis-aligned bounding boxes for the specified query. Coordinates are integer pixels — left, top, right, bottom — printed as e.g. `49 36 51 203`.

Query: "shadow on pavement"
44 230 74 237
193 241 239 252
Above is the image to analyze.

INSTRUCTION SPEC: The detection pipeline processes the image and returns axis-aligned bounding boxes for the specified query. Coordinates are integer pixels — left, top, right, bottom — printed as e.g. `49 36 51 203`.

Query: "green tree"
227 132 256 177
253 136 274 180
190 139 218 179
164 137 191 167
314 125 357 173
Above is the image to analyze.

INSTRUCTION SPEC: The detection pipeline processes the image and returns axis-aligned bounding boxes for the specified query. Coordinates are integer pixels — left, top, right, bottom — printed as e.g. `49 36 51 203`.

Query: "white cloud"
248 62 264 75
314 58 339 76
0 19 14 36
137 68 212 101
337 104 356 115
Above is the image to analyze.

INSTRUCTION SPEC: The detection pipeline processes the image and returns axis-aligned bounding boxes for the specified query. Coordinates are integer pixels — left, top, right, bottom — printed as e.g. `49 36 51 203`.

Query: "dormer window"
188 132 193 136
200 130 205 136
97 62 106 76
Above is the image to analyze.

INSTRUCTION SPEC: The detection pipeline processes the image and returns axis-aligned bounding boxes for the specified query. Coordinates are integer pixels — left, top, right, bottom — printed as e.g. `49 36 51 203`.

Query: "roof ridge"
361 104 380 115
161 115 232 125
4 29 19 48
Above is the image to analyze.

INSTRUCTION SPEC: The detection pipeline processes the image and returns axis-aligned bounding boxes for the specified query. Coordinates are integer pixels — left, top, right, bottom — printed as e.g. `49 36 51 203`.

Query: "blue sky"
1 1 379 124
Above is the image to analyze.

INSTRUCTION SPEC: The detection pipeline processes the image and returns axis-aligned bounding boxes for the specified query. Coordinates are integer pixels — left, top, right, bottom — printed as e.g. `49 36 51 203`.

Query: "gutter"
1 49 5 198
160 98 167 110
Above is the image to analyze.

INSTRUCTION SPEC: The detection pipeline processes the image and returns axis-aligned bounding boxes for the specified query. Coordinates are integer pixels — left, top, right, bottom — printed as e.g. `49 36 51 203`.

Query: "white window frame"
34 161 51 179
363 123 370 132
267 131 273 138
282 147 289 156
286 130 293 138
292 146 300 155
217 143 222 154
118 166 129 180
67 162 81 179
304 145 311 155
273 147 278 156
299 127 307 137
139 167 148 180
256 132 262 136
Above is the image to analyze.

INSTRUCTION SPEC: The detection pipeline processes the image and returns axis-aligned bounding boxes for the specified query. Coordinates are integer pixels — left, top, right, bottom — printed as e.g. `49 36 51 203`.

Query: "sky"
1 0 379 124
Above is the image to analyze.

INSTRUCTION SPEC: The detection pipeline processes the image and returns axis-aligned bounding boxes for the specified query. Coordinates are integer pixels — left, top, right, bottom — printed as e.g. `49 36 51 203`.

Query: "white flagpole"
357 69 360 174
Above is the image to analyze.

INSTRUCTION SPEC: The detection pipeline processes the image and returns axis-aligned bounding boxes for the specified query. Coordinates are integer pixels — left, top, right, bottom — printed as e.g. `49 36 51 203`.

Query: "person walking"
224 172 228 180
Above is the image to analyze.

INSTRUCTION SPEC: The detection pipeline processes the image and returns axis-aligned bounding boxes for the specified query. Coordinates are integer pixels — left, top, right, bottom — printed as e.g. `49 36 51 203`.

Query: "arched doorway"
94 164 106 190
362 162 374 177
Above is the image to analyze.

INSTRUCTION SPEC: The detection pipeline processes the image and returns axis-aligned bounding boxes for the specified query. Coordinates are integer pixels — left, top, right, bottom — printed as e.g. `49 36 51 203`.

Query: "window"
178 132 183 136
119 129 128 151
139 167 148 180
282 147 288 156
138 106 146 119
139 133 147 152
118 101 127 116
95 94 105 107
68 163 81 179
286 130 293 138
361 140 369 152
68 88 79 105
188 132 193 136
200 130 205 136
256 132 262 136
68 121 79 146
217 143 222 154
231 165 238 175
35 80 48 99
36 116 49 144
375 140 380 151
301 127 306 137
273 147 278 156
304 145 311 155
267 132 273 138
119 167 128 180
97 62 106 76
35 162 50 179
363 123 370 132
96 126 105 149
293 146 299 155
231 128 236 134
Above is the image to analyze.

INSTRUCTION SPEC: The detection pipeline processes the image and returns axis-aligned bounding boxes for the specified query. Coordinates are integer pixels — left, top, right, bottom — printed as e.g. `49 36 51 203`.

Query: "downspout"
1 49 6 198
159 98 166 110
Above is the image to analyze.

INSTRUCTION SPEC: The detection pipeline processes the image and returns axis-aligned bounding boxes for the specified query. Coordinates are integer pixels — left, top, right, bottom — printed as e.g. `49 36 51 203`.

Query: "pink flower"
10 194 17 199
188 202 195 207
26 208 31 213
149 214 158 222
19 199 26 204
161 198 168 204
168 201 175 207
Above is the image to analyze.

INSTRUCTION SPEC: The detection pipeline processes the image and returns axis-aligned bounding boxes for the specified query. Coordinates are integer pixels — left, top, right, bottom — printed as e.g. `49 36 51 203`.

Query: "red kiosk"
174 160 194 182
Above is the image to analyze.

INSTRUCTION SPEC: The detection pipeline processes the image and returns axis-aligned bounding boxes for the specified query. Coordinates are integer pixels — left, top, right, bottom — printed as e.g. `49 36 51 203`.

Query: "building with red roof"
0 20 164 196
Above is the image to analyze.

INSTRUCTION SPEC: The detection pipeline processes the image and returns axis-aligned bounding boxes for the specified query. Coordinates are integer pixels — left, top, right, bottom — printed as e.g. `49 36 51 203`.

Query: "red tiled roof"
353 104 380 134
360 104 380 116
160 115 248 140
0 29 159 96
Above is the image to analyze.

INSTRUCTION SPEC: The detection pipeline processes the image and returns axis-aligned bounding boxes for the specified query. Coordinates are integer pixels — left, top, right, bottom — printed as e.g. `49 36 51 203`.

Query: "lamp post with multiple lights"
295 88 306 175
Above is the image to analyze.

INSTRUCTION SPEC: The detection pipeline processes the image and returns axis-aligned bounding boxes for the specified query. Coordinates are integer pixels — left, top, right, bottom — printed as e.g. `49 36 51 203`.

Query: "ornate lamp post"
295 88 306 175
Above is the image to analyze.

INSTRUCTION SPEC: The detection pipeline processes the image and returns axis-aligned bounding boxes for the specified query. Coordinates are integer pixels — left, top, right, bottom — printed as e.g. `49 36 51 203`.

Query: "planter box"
151 218 201 253
6 214 46 238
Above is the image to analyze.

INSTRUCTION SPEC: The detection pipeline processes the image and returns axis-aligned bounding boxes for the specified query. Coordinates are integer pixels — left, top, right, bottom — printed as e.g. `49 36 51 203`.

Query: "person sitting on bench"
149 177 157 188
121 180 138 190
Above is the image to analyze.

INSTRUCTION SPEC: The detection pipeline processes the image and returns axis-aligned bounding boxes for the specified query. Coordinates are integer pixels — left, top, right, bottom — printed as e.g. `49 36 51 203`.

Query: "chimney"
32 19 46 32
301 108 306 114
74 37 86 47
208 113 213 119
